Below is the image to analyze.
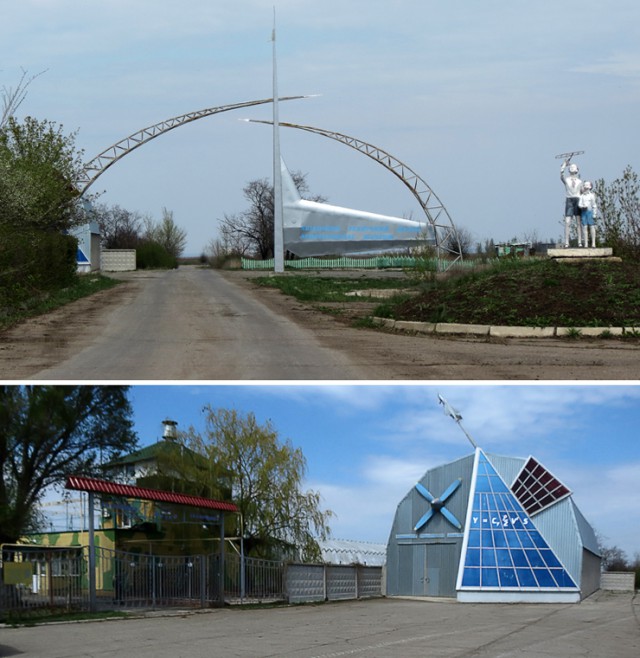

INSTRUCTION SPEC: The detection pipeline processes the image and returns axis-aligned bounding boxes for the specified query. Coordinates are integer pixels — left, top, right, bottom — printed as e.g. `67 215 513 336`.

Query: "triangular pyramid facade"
457 450 578 593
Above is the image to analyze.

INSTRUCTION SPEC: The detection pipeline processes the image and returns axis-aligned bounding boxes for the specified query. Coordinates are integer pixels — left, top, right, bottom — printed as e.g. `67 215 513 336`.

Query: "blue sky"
3 1 639 254
127 384 640 559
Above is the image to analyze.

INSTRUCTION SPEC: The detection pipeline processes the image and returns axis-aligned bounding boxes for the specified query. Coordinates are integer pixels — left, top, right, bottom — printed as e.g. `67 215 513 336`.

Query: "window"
510 456 571 516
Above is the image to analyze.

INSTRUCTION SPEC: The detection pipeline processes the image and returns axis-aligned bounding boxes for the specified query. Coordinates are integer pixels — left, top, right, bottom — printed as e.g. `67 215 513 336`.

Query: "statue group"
560 159 598 249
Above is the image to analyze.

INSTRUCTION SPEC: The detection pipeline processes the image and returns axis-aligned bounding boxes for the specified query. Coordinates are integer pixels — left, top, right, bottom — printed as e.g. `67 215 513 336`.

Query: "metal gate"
96 548 221 609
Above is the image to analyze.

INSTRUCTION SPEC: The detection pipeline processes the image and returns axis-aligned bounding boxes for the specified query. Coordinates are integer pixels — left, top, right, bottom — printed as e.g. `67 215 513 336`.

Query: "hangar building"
386 448 601 603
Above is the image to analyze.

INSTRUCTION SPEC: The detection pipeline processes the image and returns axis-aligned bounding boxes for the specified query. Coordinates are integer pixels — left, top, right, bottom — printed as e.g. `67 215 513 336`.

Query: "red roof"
65 475 238 513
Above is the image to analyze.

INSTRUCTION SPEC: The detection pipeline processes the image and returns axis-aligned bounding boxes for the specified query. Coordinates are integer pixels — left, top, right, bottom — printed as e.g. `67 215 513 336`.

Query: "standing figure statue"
579 181 598 248
560 159 583 247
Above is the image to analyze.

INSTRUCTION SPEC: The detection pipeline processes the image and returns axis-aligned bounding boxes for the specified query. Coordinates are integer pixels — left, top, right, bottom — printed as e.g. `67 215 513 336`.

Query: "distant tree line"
92 203 187 269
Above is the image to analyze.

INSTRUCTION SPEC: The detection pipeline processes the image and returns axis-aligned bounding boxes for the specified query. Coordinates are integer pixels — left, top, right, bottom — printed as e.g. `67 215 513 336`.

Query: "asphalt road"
2 266 640 380
10 267 367 380
1 593 638 657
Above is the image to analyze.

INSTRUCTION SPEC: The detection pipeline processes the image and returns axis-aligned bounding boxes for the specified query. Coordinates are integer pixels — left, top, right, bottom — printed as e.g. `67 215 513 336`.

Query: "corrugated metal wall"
386 453 474 597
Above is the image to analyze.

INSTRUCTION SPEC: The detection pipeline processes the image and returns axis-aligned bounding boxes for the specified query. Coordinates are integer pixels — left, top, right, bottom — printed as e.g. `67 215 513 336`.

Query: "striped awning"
65 475 238 513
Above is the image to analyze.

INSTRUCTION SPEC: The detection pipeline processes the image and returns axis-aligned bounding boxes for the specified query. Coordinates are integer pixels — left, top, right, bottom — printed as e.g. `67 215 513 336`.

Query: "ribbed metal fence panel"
285 564 383 604
357 565 383 598
326 565 357 600
286 564 326 603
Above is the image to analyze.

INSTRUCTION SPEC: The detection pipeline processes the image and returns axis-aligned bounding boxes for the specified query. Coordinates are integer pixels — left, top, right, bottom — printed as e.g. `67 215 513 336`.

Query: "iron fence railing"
1 545 382 619
0 545 88 617
224 553 285 603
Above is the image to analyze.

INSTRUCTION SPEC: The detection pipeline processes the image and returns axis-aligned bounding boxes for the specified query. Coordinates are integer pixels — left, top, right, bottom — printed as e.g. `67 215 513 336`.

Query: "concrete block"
435 323 490 336
579 327 624 337
372 317 396 329
394 320 436 334
489 326 555 338
547 247 613 259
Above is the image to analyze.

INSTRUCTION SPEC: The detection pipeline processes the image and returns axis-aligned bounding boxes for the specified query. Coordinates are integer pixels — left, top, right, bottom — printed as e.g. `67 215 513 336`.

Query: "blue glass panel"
506 530 521 548
482 568 499 587
499 568 517 587
496 549 512 567
486 495 499 511
475 476 492 493
493 530 507 547
530 531 547 548
466 549 481 567
510 549 527 567
526 550 545 568
482 530 494 547
481 549 496 566
490 477 509 494
463 568 480 586
516 568 538 587
533 569 556 587
550 569 576 587
467 530 481 547
539 549 562 568
518 531 535 548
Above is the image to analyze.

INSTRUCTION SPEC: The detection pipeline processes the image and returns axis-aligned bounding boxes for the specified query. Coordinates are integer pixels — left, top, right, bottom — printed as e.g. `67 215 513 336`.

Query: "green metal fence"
241 256 485 271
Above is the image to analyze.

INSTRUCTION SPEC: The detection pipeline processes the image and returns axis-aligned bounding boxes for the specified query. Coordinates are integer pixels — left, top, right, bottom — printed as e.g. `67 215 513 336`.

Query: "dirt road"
1 266 639 380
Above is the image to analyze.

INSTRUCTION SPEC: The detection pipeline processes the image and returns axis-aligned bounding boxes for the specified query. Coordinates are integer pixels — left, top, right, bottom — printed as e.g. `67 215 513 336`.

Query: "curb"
372 318 639 339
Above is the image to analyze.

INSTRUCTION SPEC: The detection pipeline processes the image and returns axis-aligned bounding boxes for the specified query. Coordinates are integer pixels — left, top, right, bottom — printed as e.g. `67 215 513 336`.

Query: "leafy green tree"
594 165 640 260
145 207 187 260
0 116 87 232
180 406 332 561
0 386 137 545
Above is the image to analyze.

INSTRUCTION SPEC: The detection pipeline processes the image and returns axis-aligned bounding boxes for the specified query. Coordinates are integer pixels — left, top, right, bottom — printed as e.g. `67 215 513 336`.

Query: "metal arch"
76 96 308 195
249 119 462 264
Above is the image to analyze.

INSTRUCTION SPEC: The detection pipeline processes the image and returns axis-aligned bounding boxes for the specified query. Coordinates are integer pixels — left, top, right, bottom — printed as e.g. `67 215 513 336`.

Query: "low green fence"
241 256 485 271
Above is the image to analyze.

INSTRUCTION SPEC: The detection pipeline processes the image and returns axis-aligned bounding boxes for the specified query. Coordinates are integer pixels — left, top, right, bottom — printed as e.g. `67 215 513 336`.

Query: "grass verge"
0 274 121 332
254 260 640 331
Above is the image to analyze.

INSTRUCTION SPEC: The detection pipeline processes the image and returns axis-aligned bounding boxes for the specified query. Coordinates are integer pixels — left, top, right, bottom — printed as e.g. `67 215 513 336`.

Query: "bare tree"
219 172 325 259
92 203 146 249
444 226 473 257
1 68 46 129
594 165 640 259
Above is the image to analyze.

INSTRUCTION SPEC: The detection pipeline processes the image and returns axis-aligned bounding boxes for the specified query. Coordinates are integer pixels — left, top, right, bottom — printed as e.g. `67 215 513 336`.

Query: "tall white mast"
272 10 284 273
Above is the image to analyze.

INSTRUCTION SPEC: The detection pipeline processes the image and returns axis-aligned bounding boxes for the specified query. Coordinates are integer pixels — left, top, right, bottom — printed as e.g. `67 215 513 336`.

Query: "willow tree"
180 406 332 561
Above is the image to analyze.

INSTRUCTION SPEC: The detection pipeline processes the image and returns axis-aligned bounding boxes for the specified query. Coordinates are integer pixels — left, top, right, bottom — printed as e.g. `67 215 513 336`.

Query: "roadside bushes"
136 241 177 269
0 229 77 312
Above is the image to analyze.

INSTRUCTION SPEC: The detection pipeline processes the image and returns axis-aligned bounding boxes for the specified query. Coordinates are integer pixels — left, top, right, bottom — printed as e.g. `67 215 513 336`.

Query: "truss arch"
76 96 307 194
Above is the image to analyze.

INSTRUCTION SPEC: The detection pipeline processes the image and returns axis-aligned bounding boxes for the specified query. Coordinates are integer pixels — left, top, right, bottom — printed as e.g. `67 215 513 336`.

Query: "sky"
119 383 640 559
3 1 639 255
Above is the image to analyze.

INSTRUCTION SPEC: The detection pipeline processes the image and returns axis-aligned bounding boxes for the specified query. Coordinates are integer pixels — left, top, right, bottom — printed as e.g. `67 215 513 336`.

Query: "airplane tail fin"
280 157 302 206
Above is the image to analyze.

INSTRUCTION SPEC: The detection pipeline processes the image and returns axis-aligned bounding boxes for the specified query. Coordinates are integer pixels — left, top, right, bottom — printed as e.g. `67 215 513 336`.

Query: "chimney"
162 419 178 441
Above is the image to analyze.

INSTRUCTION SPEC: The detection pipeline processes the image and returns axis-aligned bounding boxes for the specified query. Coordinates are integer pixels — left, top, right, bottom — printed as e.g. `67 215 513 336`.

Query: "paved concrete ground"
2 592 638 657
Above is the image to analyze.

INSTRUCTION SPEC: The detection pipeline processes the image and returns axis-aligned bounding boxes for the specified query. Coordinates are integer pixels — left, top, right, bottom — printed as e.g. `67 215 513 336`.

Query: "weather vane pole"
437 394 478 449
272 7 285 274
